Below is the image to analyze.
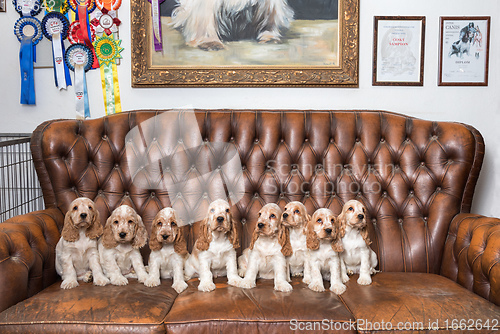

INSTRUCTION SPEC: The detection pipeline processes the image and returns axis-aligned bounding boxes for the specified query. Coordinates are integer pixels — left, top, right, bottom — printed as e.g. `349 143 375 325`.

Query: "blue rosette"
65 43 94 72
14 16 43 45
12 0 42 17
41 12 70 41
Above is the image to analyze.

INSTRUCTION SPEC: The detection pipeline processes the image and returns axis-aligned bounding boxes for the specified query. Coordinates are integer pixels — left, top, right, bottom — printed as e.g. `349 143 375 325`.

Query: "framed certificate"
373 16 425 86
439 16 490 86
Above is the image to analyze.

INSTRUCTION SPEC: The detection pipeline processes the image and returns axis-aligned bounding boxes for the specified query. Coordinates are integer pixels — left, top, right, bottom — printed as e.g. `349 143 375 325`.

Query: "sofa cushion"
340 272 500 333
164 277 356 333
0 280 177 334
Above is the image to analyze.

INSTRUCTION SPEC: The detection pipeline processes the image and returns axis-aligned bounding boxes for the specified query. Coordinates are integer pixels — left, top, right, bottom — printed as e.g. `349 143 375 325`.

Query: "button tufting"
409 190 414 195
241 218 247 224
398 218 403 224
151 192 155 197
230 136 234 141
380 138 385 142
125 191 130 196
254 192 259 198
436 187 442 191
330 138 334 143
383 191 388 197
420 162 425 166
254 138 259 143
280 193 284 198
355 138 360 142
280 138 284 143
304 138 309 142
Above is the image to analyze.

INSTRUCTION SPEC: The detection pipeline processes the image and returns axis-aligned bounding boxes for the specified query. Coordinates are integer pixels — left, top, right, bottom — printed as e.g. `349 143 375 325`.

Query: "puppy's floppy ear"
331 220 344 252
85 208 103 240
337 210 347 234
360 227 372 246
249 226 259 250
195 218 212 251
229 217 240 249
278 223 293 257
61 210 79 242
132 213 148 249
174 226 188 255
148 218 162 252
306 221 319 251
102 215 118 249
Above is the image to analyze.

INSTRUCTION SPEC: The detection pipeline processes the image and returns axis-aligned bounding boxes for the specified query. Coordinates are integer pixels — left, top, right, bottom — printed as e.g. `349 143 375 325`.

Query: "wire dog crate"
0 134 44 222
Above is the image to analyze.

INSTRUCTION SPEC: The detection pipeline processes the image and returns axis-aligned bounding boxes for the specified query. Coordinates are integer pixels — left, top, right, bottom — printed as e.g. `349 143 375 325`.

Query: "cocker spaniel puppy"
98 205 149 285
184 199 242 292
144 207 188 293
303 208 345 295
338 200 378 285
282 201 310 277
239 203 293 292
55 197 109 289
171 0 294 50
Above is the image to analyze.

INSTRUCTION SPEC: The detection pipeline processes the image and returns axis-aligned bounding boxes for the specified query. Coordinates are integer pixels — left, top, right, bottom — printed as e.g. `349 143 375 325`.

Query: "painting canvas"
131 0 359 87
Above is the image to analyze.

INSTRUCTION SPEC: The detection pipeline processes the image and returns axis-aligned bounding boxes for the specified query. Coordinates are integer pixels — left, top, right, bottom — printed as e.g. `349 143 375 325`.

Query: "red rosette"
68 21 96 45
95 0 121 11
68 0 96 13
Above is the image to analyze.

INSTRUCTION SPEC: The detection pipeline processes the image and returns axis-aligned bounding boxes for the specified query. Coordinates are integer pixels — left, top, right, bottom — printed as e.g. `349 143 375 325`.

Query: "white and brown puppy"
144 207 188 293
239 203 293 292
56 197 109 289
98 205 149 285
303 208 345 295
338 200 378 285
281 201 310 277
171 0 294 50
184 199 242 292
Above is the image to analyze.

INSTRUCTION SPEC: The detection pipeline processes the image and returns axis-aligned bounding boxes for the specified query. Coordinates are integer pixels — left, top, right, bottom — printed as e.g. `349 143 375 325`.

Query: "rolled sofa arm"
0 208 63 313
441 213 500 306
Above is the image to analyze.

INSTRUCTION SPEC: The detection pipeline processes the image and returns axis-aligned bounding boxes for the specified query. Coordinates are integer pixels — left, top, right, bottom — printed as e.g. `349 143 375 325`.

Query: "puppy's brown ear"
102 216 118 249
195 218 211 251
331 224 344 252
148 219 162 251
360 227 372 246
249 226 259 250
229 218 240 249
306 221 320 251
279 224 293 257
85 208 103 240
174 227 188 255
337 211 346 236
132 213 148 249
61 210 79 242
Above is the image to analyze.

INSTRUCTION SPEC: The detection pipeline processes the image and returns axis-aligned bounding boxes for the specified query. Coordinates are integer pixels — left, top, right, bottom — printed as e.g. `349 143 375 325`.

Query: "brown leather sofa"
0 110 499 334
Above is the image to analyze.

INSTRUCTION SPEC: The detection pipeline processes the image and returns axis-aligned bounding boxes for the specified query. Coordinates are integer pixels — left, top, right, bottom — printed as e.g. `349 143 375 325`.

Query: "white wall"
0 1 498 217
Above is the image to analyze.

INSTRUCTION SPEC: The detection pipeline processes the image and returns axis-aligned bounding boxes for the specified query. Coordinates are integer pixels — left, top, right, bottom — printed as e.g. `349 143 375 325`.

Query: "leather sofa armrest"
441 213 500 306
0 208 63 313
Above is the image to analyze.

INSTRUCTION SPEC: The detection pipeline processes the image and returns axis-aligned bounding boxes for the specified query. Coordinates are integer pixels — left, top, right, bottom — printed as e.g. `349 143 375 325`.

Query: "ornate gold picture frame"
131 0 359 87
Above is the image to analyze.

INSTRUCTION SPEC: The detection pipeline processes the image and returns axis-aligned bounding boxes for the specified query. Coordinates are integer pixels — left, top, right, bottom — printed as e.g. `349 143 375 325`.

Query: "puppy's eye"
171 221 177 227
113 220 119 225
317 218 323 224
128 220 133 224
348 207 354 211
258 212 261 217
88 206 93 210
225 208 229 213
210 208 215 213
294 209 300 214
331 219 334 223
270 214 276 219
157 221 162 226
73 206 78 211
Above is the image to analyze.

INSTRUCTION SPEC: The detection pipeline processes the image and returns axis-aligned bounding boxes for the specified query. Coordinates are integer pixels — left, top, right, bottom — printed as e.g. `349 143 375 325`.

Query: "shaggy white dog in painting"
171 0 294 50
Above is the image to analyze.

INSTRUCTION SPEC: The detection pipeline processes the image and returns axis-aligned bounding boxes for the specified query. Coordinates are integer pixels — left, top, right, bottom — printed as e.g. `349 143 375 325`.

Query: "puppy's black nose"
119 232 127 239
80 213 87 219
257 223 264 229
283 213 288 219
162 234 169 240
358 214 364 219
217 216 224 223
325 228 332 234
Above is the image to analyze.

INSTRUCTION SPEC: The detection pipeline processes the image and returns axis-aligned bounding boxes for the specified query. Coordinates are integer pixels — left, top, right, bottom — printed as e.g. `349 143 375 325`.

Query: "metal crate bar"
0 134 44 222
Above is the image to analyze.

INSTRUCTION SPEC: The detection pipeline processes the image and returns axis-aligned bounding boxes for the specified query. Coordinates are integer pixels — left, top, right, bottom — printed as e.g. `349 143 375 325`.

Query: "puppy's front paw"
275 281 293 292
198 281 216 292
144 276 161 288
61 279 79 289
240 279 256 289
93 274 110 286
357 275 372 285
83 271 93 283
111 275 129 286
228 276 243 288
137 273 149 284
330 283 346 295
341 273 350 283
238 268 246 277
172 281 188 294
308 281 325 292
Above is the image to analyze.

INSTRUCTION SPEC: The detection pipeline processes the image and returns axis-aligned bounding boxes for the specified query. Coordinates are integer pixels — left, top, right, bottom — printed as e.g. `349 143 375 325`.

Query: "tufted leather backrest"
31 110 484 273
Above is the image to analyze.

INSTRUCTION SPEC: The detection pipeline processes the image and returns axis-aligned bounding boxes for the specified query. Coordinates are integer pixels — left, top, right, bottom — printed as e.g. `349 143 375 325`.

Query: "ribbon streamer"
148 0 164 52
42 12 71 90
93 34 122 115
14 17 43 105
65 43 93 118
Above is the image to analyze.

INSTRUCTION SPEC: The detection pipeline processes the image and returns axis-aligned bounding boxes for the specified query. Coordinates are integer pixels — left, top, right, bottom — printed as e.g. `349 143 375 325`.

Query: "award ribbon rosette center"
42 12 72 90
65 43 93 119
93 34 123 115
